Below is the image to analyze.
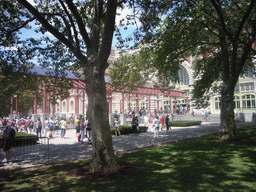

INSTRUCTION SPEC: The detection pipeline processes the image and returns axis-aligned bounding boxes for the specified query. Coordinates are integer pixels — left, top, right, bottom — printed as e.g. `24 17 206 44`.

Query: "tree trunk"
220 82 237 140
85 64 120 172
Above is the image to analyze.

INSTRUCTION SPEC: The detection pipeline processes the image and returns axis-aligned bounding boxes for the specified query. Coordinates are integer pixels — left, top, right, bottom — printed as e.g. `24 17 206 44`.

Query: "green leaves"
109 49 156 92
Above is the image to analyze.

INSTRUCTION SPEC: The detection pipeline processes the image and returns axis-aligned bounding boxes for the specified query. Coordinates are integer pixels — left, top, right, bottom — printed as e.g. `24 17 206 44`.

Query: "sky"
19 3 137 49
14 2 138 67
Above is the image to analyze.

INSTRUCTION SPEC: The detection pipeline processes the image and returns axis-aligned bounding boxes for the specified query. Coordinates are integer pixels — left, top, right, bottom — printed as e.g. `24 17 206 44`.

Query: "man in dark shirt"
1 119 14 163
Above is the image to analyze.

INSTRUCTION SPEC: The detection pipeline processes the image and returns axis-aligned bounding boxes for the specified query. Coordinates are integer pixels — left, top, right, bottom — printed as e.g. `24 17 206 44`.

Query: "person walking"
153 116 160 138
114 117 121 136
60 118 67 139
86 121 92 144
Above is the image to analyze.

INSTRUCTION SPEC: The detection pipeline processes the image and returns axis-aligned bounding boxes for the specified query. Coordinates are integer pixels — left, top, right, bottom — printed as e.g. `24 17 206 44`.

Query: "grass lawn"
1 126 256 191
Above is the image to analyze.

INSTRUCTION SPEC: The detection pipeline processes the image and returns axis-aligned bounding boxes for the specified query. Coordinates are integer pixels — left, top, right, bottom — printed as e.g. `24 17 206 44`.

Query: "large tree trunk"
85 63 120 172
220 83 237 140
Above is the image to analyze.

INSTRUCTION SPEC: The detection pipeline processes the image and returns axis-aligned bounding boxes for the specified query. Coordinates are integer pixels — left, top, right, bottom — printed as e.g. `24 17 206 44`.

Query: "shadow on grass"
1 127 256 191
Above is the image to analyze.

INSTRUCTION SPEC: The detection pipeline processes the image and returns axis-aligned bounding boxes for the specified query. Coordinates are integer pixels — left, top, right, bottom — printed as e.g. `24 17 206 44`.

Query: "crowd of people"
0 116 62 138
0 112 173 163
0 115 94 163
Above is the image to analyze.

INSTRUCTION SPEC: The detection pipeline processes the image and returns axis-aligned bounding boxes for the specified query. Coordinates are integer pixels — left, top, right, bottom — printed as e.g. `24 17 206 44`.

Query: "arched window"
62 101 67 112
56 102 60 113
178 68 189 85
70 100 75 112
242 95 255 109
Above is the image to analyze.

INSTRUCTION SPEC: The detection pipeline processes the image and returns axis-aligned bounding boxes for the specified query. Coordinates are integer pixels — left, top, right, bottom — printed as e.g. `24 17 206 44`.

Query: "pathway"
0 122 254 170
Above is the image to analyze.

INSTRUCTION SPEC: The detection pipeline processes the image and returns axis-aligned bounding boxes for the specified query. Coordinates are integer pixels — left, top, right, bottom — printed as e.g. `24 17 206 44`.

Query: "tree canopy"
146 0 256 139
110 0 256 139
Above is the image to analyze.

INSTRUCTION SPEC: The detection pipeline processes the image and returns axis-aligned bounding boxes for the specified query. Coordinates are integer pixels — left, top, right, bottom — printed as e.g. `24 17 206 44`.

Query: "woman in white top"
114 118 121 137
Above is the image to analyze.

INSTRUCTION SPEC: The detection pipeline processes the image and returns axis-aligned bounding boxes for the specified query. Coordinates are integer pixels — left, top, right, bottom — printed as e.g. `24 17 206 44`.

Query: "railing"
10 137 50 164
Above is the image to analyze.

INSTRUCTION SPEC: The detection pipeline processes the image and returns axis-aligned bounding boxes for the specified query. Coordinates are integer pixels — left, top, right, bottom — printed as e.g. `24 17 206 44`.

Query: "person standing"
26 117 33 134
19 118 26 132
0 117 3 134
11 119 17 133
79 120 85 144
165 115 171 131
44 118 49 137
53 118 59 135
153 116 160 138
144 114 149 127
48 117 54 138
1 119 15 163
60 118 67 139
75 117 80 137
36 118 42 137
160 116 164 131
114 117 121 137
131 116 138 134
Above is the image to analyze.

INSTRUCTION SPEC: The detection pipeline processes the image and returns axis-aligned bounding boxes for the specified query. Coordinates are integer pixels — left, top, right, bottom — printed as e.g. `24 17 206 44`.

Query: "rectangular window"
251 83 254 90
246 83 250 91
241 84 245 91
235 84 239 92
237 101 240 109
242 101 246 108
247 100 251 108
252 100 255 108
215 102 219 110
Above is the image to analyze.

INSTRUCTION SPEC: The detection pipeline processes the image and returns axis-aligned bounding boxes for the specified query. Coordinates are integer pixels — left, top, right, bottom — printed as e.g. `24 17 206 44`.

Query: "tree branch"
210 0 233 40
99 0 117 64
90 0 102 53
235 0 255 39
59 0 80 50
235 40 254 80
1 17 35 46
17 0 75 52
65 0 92 50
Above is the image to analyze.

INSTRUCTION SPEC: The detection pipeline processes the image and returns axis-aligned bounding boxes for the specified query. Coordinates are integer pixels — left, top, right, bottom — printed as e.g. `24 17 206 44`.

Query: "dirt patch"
74 162 140 179
211 136 256 145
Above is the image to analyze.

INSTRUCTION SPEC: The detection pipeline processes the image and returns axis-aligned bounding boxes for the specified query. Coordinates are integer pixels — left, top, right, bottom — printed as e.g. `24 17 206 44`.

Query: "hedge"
110 125 148 135
170 121 202 127
0 132 39 148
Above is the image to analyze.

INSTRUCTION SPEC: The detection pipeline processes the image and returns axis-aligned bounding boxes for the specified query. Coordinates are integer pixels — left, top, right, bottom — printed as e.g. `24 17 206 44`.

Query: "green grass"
1 126 256 191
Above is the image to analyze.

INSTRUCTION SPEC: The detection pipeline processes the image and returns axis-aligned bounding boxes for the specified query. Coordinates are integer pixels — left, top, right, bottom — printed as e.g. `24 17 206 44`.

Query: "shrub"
110 125 148 135
170 121 202 127
0 132 39 148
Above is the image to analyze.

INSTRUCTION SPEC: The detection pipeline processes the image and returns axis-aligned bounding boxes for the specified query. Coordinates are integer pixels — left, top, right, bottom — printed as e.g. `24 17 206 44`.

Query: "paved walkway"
0 121 255 170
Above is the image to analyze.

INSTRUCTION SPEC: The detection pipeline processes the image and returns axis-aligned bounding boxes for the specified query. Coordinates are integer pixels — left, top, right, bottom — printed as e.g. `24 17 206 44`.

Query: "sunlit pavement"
0 121 255 170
